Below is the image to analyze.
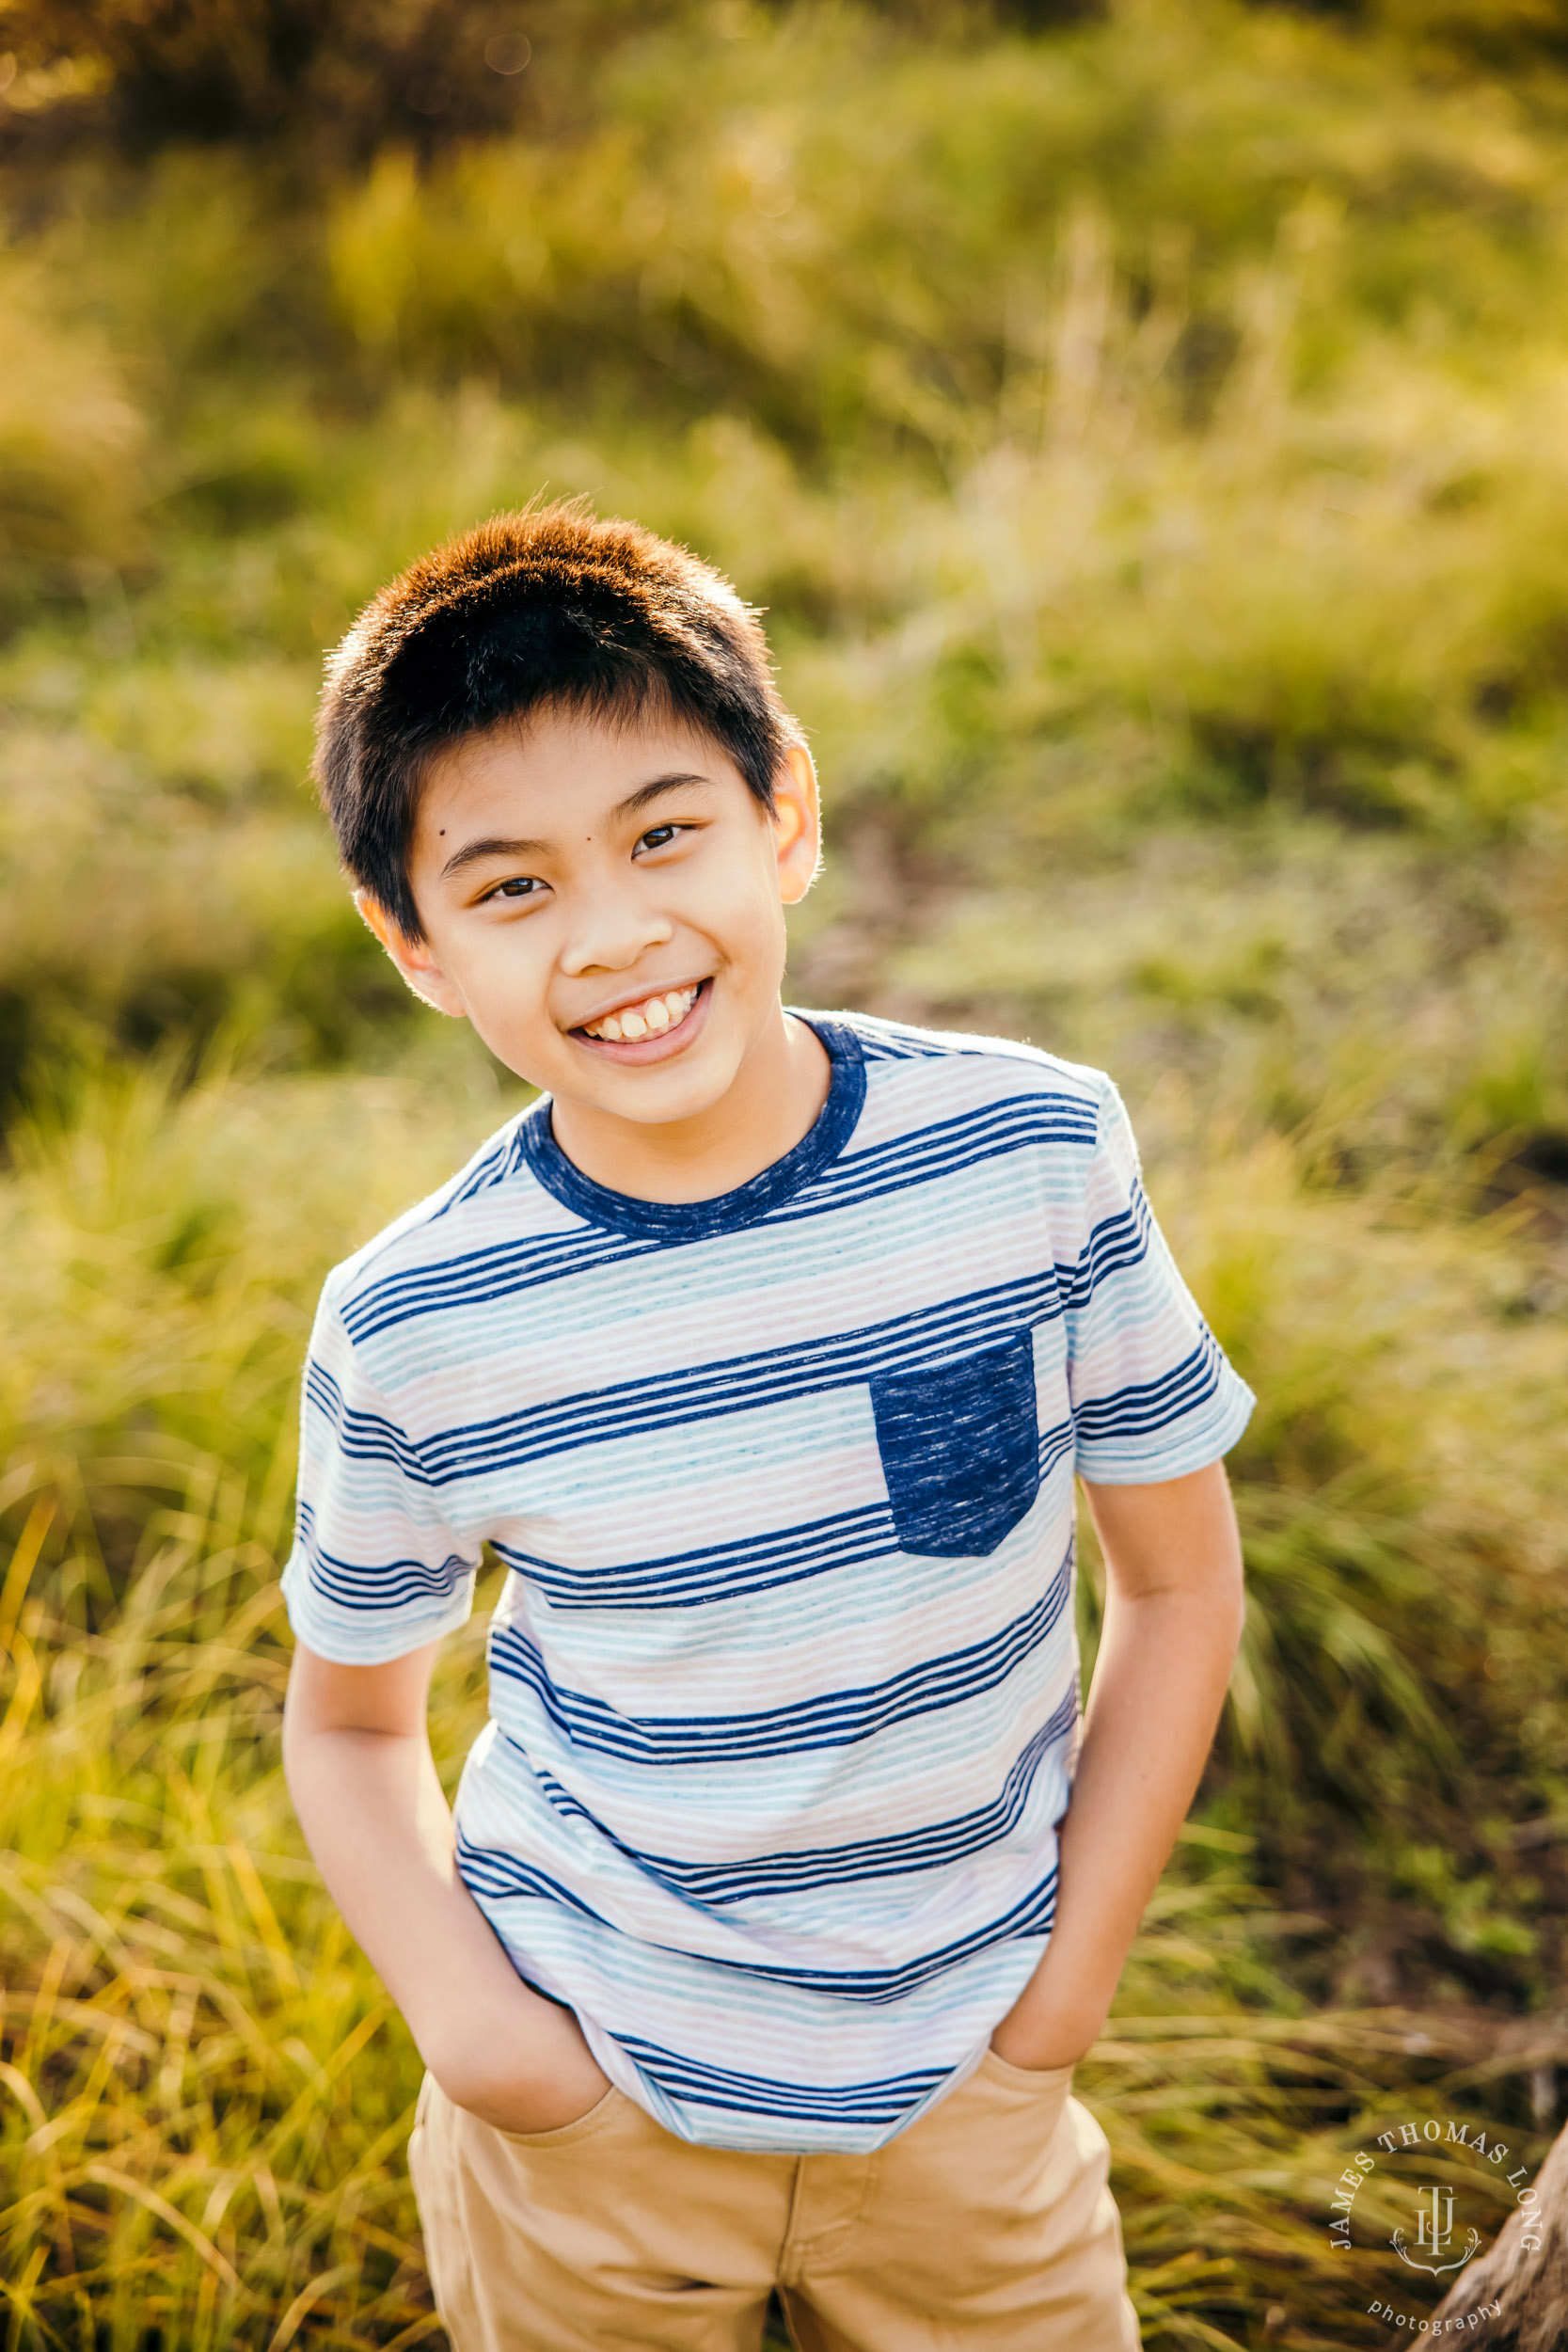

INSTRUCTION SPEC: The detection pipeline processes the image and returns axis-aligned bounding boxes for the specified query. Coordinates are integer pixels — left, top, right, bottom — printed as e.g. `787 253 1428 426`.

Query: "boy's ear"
773 742 821 907
354 891 468 1019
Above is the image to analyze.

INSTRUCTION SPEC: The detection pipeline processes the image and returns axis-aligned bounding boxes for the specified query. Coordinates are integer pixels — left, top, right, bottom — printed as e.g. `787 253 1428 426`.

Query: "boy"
280 504 1252 2351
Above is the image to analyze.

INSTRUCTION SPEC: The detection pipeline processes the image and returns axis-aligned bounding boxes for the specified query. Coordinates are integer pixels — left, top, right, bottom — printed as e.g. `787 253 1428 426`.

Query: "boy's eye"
636 823 681 852
489 876 543 899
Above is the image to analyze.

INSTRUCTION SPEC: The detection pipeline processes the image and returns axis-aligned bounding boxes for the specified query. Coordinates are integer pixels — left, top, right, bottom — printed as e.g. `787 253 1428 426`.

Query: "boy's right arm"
282 1640 610 2133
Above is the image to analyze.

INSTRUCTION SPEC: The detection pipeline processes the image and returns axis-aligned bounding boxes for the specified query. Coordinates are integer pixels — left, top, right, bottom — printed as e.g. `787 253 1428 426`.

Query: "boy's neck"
546 1004 832 1206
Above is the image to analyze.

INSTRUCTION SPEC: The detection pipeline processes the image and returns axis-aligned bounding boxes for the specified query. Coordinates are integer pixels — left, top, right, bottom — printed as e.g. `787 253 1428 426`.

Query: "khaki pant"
408 2052 1140 2350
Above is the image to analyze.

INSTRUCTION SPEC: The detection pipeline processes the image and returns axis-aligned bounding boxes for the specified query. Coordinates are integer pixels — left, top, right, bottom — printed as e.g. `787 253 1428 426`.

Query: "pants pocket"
976 2049 1076 2095
490 2081 623 2149
870 1330 1040 1558
407 2074 485 2347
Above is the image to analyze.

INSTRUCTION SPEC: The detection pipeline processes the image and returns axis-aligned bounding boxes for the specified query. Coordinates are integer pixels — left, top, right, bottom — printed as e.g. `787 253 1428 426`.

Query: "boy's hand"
989 1460 1245 2077
426 1985 611 2136
987 1944 1114 2070
986 2007 1103 2074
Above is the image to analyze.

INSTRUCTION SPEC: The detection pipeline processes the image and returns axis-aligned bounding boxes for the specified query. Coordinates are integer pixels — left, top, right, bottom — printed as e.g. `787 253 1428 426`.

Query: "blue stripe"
1038 1412 1074 1482
491 1412 1074 1614
853 1035 932 1061
531 1680 1078 1903
341 1225 655 1343
495 1503 899 1612
1065 1195 1152 1311
293 1501 473 1613
458 1833 1059 2004
850 1028 952 1063
304 1360 427 1482
426 1124 532 1219
732 1867 1059 2001
612 2034 952 2123
769 1095 1096 1225
487 1546 1072 1764
455 1838 607 1923
1074 1337 1222 1444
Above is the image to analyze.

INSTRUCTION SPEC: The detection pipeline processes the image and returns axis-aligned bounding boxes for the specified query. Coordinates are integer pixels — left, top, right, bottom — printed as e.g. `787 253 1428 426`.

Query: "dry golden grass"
1 1502 438 2348
3 2 1568 2341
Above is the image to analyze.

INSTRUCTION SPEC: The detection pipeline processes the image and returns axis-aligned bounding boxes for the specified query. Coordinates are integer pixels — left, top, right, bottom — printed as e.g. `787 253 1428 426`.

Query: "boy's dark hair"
314 501 802 940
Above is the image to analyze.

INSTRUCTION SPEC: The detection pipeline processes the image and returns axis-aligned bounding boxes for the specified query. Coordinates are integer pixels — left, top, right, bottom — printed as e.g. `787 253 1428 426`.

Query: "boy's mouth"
572 977 711 1057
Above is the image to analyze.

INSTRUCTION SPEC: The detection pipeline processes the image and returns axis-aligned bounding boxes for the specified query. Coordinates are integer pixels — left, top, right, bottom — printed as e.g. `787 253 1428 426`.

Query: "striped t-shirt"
282 1011 1253 2153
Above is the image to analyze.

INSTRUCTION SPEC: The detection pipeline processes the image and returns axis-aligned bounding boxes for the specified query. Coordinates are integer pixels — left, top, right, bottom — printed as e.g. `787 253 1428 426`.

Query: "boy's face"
361 707 819 1129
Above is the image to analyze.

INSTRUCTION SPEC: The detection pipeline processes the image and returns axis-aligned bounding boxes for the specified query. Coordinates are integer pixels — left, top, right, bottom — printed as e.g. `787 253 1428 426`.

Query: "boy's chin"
475 1029 717 1102
580 1060 740 1127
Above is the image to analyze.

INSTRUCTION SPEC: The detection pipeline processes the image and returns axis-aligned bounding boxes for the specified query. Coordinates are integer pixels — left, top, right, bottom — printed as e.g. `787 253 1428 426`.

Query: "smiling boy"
280 506 1253 2350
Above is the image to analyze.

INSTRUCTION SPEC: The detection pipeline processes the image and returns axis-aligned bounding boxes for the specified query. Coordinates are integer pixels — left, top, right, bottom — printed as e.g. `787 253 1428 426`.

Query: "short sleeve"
281 1285 479 1664
1066 1078 1254 1485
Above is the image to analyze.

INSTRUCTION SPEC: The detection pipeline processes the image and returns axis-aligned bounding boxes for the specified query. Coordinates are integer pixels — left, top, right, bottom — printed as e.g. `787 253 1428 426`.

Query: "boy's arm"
282 1641 610 2131
989 1457 1245 2071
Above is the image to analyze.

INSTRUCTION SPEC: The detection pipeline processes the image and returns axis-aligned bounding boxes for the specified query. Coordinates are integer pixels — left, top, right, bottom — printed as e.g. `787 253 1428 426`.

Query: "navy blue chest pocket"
869 1329 1041 1560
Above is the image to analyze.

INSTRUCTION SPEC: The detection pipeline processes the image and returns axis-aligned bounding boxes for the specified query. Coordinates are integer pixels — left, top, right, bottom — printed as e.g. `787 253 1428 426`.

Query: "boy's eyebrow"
439 833 550 877
437 773 716 879
611 771 717 819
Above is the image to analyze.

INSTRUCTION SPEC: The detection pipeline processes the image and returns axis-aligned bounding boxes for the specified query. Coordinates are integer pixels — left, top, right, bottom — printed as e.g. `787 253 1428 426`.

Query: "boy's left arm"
990 1456 1246 2071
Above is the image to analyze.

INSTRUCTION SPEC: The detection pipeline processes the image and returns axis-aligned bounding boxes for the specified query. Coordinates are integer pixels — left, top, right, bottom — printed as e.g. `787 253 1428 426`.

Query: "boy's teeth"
586 985 697 1041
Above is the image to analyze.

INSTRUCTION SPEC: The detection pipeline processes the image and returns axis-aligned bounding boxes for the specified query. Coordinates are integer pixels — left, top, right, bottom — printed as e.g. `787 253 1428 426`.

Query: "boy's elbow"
1208 1465 1246 1654
278 1643 357 1796
279 1657 319 1796
1218 1523 1247 1656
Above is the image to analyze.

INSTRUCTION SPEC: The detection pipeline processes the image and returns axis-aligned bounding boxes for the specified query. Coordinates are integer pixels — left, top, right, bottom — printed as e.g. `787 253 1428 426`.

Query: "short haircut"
314 501 802 939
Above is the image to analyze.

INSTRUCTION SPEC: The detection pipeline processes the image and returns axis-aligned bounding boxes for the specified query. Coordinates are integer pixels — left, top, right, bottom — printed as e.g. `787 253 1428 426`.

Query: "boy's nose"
557 888 676 978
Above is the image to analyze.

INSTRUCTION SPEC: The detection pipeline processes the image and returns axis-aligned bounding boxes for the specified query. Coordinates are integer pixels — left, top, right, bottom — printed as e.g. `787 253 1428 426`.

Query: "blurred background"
2 0 1567 2344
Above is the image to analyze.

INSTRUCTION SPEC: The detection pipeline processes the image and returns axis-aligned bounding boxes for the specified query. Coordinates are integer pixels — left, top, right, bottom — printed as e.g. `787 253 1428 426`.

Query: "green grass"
3 0 1568 2342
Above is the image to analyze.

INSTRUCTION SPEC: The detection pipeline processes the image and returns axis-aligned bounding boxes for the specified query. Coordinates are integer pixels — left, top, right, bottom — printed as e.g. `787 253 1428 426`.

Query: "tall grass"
3 0 1564 1128
3 0 1568 2341
1 1488 437 2352
0 1061 503 2346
